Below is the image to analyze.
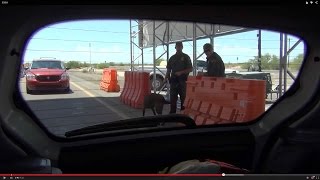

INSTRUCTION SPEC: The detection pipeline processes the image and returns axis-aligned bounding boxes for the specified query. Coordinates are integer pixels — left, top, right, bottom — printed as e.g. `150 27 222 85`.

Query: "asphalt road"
19 70 281 137
19 71 165 136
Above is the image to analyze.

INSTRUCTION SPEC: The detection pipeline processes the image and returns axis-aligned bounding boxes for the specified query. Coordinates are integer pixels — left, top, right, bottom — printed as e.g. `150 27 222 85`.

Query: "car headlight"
26 73 36 80
61 73 69 80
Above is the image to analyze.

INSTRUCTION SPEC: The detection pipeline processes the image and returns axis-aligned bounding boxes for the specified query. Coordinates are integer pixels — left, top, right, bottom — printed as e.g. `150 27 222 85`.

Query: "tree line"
64 61 128 69
65 58 165 69
240 53 303 70
65 54 303 70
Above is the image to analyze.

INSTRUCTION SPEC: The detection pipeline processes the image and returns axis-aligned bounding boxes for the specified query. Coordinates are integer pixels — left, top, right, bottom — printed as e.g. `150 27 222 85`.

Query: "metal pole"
279 33 283 97
141 48 143 70
142 44 144 71
211 36 214 51
89 43 91 67
133 32 135 66
153 21 156 92
284 34 288 92
193 23 197 76
167 22 170 62
166 21 170 99
210 25 214 46
288 38 291 67
140 21 144 71
258 29 262 72
130 20 133 71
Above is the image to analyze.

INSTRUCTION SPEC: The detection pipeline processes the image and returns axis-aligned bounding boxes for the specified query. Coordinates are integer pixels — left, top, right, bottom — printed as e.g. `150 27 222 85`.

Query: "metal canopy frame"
278 34 302 96
129 19 302 99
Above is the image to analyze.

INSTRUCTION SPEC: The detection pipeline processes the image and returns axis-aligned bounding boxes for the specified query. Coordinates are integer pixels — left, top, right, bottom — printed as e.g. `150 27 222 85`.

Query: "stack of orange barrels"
120 71 150 109
100 68 120 92
182 76 266 125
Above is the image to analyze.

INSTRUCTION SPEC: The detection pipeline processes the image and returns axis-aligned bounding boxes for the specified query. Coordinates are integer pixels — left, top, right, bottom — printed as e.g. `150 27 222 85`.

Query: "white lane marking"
70 81 129 119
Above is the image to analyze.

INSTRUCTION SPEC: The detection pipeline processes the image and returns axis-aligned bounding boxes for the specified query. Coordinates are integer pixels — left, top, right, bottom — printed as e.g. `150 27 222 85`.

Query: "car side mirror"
65 67 70 70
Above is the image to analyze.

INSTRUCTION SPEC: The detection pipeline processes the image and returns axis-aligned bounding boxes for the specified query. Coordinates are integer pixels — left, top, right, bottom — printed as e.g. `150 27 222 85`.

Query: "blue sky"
23 20 305 65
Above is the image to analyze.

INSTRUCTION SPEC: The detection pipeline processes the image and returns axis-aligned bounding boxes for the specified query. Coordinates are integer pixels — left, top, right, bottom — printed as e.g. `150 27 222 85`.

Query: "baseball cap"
175 42 183 46
203 43 213 51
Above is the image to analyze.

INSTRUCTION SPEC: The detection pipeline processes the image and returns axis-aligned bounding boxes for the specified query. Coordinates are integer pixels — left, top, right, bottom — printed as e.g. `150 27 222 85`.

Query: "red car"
25 59 70 94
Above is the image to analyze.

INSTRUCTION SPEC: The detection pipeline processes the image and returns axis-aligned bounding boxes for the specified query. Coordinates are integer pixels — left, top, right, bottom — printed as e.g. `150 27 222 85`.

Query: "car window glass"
31 61 63 69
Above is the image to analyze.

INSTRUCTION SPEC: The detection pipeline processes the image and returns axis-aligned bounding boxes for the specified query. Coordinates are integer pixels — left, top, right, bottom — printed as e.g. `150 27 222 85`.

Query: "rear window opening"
19 19 306 137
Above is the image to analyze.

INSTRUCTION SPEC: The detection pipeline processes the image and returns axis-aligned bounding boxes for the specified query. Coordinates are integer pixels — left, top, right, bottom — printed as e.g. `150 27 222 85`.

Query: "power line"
26 48 304 55
205 55 257 57
26 49 131 54
46 27 301 43
47 27 128 34
31 38 130 44
45 27 286 42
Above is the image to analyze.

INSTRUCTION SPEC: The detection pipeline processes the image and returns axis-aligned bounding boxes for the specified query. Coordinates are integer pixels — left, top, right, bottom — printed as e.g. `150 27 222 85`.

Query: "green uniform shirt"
167 52 192 77
206 52 225 77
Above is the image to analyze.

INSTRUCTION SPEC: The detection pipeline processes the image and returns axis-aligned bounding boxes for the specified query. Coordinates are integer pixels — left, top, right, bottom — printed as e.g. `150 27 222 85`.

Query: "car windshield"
197 60 207 68
31 60 63 69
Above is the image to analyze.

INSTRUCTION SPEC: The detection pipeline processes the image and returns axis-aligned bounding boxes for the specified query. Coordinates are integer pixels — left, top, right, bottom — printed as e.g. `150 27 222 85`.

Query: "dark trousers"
170 81 187 113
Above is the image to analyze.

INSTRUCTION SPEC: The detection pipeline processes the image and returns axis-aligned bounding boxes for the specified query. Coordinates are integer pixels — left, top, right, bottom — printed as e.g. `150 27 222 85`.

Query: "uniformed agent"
165 42 193 114
203 43 225 77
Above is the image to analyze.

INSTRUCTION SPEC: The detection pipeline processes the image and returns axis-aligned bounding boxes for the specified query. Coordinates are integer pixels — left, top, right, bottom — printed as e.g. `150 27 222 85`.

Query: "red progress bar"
0 174 222 177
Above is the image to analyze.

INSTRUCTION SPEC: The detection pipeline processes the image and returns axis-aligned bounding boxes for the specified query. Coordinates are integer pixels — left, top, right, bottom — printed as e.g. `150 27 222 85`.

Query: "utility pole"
89 43 92 67
257 29 262 72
